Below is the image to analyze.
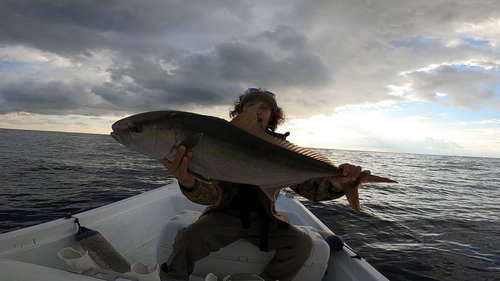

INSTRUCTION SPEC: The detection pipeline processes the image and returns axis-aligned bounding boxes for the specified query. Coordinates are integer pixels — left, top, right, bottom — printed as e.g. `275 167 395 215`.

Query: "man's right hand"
159 146 195 188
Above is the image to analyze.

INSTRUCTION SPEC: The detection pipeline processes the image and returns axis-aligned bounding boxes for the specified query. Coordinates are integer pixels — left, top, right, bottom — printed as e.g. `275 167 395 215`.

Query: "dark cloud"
96 54 233 111
0 0 252 56
0 0 333 116
0 0 499 118
0 80 100 115
0 1 107 56
407 65 500 110
87 30 331 113
258 26 310 51
215 41 330 87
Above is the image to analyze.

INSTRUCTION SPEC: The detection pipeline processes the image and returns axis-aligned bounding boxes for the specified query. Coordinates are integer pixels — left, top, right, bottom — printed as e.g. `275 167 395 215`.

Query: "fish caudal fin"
359 174 398 184
344 173 398 213
344 186 361 213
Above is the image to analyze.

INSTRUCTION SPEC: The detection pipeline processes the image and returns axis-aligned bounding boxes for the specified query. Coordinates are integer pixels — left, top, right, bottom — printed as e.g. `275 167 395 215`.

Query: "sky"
1 0 499 158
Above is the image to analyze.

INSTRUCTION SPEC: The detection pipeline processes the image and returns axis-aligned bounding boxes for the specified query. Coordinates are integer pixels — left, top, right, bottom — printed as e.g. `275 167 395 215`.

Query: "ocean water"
1 128 499 281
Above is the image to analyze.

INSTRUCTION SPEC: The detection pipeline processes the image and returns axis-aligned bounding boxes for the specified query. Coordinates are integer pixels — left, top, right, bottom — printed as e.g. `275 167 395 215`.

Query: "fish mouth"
110 131 126 145
110 121 131 146
111 119 132 146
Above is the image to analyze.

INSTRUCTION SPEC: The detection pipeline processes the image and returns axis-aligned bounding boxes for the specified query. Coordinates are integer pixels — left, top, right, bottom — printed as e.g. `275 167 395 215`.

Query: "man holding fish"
158 88 368 281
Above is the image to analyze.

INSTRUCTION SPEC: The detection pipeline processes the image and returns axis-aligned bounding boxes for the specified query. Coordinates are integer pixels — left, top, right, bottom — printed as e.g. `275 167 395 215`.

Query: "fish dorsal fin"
230 103 335 166
230 103 265 137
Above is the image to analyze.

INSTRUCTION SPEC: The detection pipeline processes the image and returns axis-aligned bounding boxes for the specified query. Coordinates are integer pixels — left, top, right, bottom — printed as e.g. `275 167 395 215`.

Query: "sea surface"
1 128 499 281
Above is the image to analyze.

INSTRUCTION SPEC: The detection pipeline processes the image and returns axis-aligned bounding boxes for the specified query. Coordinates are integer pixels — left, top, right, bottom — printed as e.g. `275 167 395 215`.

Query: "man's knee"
173 227 188 243
174 223 202 246
284 227 314 257
297 230 314 256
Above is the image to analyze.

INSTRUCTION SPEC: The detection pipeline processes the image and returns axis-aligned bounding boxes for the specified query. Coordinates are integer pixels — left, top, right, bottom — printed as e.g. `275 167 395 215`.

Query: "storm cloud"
0 0 499 117
407 65 500 110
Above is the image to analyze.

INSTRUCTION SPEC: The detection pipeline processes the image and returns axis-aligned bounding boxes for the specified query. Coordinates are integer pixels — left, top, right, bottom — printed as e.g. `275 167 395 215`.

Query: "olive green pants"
164 211 313 281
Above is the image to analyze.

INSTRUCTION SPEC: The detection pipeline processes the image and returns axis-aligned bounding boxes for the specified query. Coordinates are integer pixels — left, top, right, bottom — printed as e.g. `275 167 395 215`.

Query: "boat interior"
0 184 387 281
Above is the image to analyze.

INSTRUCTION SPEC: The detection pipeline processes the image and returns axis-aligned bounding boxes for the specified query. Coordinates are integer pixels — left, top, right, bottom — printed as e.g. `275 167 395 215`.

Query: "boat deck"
124 237 158 270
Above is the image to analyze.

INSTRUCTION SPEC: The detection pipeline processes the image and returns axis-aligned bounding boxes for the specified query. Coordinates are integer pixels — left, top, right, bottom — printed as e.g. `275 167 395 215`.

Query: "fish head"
111 111 178 160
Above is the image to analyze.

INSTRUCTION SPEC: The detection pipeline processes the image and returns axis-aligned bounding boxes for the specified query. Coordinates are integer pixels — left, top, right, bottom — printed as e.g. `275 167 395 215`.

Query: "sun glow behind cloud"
284 105 434 151
283 103 500 158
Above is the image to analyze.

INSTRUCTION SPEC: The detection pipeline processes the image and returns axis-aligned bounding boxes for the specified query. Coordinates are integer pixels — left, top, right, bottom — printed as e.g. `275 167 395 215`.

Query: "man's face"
241 96 272 131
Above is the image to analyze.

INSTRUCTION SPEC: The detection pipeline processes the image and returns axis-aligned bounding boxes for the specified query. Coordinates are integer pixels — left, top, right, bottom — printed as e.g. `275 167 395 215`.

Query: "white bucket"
130 262 160 281
58 247 94 271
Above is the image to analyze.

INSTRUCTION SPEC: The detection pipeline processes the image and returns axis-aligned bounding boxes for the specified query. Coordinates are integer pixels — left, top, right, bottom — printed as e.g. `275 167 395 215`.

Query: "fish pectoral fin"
179 132 204 154
187 170 211 184
259 185 283 201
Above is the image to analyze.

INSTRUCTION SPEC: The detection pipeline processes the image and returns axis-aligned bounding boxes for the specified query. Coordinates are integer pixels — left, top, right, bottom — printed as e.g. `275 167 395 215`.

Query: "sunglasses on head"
245 88 276 100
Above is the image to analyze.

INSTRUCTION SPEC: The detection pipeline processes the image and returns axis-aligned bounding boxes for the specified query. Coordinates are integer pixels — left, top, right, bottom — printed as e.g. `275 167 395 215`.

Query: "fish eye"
132 124 142 133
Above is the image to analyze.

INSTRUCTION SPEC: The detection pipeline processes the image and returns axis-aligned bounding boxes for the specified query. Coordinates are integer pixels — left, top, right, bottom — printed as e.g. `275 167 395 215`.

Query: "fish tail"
344 186 361 213
344 173 397 213
359 174 398 184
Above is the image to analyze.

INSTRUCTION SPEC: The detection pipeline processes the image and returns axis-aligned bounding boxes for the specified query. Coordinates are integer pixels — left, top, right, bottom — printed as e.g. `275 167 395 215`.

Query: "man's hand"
328 163 370 191
159 146 195 188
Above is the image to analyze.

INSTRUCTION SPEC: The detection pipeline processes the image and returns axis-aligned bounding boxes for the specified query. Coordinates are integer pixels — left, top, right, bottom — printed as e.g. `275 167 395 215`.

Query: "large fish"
111 104 397 212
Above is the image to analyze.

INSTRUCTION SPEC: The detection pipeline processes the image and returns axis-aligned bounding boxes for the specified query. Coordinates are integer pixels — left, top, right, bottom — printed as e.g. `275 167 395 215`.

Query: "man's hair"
229 94 285 132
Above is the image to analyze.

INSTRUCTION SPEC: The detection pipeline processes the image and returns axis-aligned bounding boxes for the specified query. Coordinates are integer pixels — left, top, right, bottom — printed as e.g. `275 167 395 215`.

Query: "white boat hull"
0 183 388 281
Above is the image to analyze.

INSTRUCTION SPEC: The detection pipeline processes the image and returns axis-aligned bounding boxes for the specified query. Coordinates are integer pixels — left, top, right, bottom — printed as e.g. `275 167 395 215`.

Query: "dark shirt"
225 184 264 213
222 184 272 250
